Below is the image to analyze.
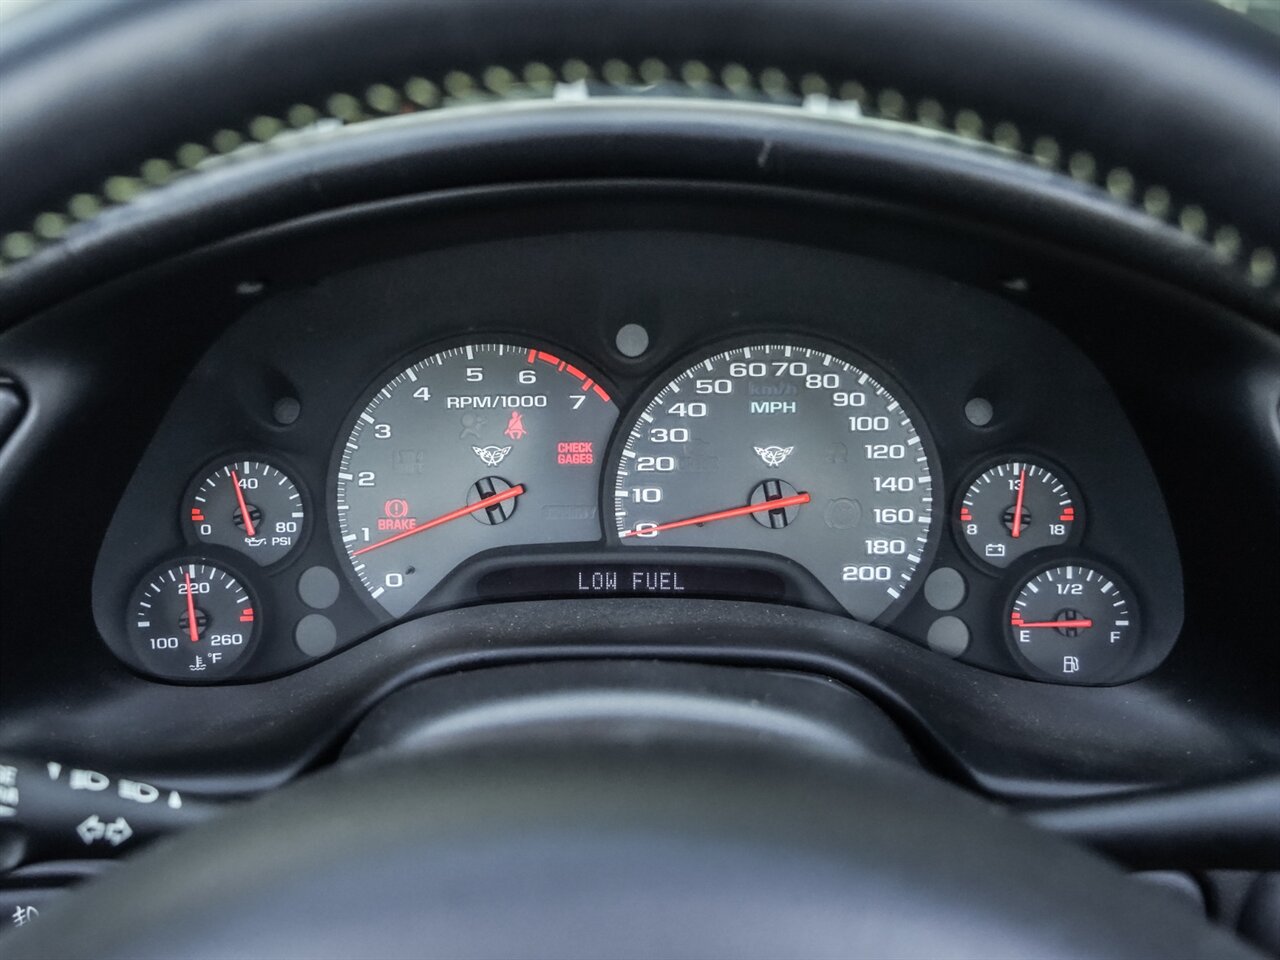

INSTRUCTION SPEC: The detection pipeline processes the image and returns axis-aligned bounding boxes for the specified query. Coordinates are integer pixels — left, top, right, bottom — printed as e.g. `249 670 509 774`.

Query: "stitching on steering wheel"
0 58 1274 293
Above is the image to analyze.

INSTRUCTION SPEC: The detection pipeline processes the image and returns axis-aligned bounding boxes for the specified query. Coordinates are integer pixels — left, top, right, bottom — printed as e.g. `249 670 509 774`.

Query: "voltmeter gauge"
126 561 260 680
958 459 1080 567
187 460 305 565
1008 563 1137 684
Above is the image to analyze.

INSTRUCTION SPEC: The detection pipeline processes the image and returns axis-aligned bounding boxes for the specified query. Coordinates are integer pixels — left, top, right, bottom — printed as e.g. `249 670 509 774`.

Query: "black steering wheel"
0 1 1275 957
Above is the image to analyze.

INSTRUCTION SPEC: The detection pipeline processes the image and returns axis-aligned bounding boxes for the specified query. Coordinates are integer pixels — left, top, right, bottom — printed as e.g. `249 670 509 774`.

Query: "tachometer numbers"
1008 563 1136 683
958 460 1079 568
334 343 618 617
188 460 304 565
127 561 260 680
611 343 936 621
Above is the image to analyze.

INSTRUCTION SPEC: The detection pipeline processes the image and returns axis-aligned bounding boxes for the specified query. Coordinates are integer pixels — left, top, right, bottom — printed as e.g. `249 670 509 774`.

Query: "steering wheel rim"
0 0 1276 308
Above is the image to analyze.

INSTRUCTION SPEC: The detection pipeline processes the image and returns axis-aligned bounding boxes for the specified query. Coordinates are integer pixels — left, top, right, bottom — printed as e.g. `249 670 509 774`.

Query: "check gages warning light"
557 441 594 465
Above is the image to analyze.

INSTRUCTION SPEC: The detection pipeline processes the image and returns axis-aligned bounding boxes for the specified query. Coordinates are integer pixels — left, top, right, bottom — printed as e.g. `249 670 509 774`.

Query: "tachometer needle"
1010 467 1027 539
229 468 256 537
182 570 200 643
351 484 526 556
1010 615 1094 629
620 492 811 538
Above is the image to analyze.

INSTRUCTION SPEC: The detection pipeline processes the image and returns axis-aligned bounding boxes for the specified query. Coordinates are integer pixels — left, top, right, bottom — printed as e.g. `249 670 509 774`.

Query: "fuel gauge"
957 459 1080 568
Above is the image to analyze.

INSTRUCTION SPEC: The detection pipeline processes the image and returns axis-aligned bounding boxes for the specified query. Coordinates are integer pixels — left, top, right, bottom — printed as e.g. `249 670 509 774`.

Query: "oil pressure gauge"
958 459 1080 567
187 460 305 565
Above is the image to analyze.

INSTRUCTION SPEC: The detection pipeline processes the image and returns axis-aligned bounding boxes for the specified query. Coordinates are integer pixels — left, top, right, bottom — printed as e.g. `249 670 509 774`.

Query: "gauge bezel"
1000 556 1142 686
601 331 943 627
951 453 1086 574
181 453 312 568
326 333 620 621
123 554 264 684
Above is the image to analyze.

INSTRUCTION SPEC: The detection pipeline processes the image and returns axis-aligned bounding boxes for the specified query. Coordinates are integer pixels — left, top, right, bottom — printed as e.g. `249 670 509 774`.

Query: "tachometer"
610 342 936 620
334 342 617 617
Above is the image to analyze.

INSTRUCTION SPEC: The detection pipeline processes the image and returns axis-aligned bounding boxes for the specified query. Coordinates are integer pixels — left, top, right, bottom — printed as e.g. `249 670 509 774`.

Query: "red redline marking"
581 378 594 393
537 351 561 366
526 349 536 362
566 364 585 381
593 384 610 402
620 492 811 538
351 484 526 556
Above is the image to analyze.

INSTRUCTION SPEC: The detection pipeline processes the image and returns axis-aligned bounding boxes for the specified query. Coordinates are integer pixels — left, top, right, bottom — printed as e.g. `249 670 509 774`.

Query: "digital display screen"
475 563 789 603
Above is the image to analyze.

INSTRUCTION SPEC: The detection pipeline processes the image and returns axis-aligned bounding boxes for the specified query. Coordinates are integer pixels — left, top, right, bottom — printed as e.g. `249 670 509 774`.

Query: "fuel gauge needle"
351 484 525 556
1010 615 1094 629
182 570 200 643
620 492 811 538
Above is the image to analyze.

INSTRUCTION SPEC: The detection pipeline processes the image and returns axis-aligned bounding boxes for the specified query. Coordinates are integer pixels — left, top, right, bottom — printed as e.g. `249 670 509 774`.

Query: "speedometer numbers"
334 343 617 617
612 344 935 621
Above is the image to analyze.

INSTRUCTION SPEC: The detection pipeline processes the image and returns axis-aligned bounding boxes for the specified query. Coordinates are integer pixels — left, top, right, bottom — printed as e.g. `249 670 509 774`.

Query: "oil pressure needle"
229 468 256 537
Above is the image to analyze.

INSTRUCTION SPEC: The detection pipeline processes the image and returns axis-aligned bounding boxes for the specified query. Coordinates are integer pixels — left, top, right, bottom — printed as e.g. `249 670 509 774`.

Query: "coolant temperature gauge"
187 460 305 565
127 561 260 680
958 459 1080 567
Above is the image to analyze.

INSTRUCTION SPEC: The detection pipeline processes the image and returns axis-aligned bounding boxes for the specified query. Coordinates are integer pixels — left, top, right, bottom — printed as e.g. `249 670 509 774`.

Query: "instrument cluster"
91 231 1183 687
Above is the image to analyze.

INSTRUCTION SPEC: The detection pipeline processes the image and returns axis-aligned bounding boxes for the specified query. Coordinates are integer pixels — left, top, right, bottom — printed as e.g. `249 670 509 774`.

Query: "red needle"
182 569 200 643
351 484 526 556
620 492 811 538
1010 616 1094 629
229 468 256 537
1010 467 1027 539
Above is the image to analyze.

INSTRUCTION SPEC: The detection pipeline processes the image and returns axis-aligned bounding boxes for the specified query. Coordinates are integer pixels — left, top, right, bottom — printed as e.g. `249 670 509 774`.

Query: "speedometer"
334 342 617 617
609 342 936 621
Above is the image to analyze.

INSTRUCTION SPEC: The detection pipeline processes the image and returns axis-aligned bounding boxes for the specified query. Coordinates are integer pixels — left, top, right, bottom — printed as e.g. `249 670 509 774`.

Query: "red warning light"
557 441 594 465
384 498 409 519
504 410 527 440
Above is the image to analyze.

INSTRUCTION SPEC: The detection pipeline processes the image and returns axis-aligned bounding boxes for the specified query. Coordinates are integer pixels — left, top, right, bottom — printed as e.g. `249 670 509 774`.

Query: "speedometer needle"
351 484 526 556
182 570 200 643
620 492 811 538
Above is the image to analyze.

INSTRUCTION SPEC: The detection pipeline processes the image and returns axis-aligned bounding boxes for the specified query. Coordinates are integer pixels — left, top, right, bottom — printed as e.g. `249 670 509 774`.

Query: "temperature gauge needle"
182 570 199 643
229 468 256 537
351 484 526 556
620 492 811 538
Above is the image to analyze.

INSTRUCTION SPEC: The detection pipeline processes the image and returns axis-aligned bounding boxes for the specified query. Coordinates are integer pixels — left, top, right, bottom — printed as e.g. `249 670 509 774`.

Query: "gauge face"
958 459 1079 567
611 343 935 621
127 561 259 680
334 343 618 617
1008 563 1136 683
188 460 305 565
